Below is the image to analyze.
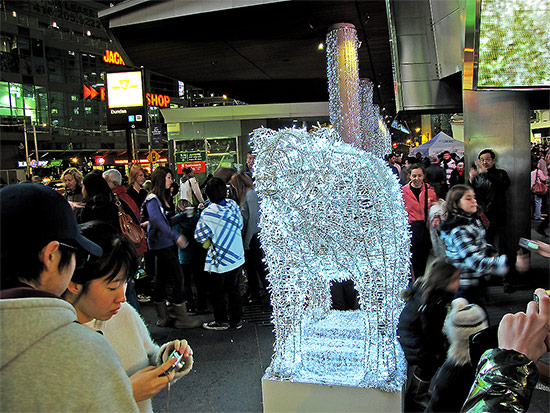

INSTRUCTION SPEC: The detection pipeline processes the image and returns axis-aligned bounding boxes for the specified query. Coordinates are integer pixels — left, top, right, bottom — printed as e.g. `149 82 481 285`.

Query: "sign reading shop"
105 71 147 130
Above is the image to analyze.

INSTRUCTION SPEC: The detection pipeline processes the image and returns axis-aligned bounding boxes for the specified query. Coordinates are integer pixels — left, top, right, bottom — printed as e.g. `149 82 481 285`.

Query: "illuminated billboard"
466 0 550 89
105 71 147 130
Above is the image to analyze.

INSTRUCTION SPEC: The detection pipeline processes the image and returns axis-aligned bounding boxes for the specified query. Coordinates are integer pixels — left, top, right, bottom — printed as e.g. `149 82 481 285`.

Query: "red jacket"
401 182 438 223
113 186 147 255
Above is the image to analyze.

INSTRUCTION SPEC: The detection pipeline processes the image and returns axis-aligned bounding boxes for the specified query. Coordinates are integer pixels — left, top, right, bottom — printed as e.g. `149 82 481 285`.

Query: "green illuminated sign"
175 151 206 163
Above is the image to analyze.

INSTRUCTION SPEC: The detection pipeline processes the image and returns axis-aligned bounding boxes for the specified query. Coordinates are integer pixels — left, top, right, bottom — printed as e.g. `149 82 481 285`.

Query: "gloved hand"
157 339 194 379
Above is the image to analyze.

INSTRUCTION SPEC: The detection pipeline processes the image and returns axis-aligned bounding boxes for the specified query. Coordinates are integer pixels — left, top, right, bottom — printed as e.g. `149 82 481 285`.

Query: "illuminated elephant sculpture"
251 126 410 391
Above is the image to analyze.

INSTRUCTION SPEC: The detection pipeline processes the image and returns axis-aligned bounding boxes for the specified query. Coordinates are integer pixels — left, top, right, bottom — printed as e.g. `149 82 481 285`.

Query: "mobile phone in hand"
162 349 184 376
519 237 539 251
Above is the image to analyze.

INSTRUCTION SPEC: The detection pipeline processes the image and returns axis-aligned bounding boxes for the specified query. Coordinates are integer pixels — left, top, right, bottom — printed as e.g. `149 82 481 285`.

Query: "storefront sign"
146 93 170 108
103 50 125 66
84 85 105 101
175 151 206 163
177 162 206 174
18 160 48 167
114 158 168 165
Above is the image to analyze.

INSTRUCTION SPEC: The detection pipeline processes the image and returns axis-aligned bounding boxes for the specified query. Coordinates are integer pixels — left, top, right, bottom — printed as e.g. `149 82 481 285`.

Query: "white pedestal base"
262 378 402 412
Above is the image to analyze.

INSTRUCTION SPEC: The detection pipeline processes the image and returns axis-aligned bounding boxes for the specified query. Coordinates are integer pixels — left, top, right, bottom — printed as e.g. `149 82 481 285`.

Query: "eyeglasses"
58 242 90 269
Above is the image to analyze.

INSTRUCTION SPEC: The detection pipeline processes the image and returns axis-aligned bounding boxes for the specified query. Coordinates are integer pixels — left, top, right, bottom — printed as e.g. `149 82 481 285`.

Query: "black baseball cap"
1 183 102 256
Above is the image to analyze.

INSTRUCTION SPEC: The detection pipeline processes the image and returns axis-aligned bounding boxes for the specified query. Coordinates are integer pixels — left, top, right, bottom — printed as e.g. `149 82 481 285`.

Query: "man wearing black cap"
0 184 138 412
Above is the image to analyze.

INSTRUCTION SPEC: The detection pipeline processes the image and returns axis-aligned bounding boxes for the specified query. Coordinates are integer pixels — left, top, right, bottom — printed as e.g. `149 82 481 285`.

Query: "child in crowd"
397 257 461 412
195 177 245 330
439 184 508 306
63 221 193 412
426 298 489 412
173 199 210 314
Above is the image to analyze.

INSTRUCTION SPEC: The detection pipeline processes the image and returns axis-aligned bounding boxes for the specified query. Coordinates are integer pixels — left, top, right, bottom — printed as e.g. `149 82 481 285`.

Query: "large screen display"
477 0 550 88
105 71 147 130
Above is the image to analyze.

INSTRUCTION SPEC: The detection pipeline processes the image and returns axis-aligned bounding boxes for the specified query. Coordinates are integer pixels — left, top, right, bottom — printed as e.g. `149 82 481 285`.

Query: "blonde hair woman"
127 165 148 210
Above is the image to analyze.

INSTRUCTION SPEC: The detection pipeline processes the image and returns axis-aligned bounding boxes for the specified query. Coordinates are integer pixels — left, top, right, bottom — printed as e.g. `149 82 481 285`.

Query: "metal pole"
126 128 133 165
23 119 30 178
32 122 39 164
131 127 137 161
147 123 153 172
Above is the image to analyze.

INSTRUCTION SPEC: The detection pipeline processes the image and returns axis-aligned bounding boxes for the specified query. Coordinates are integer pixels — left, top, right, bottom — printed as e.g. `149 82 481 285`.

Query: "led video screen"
478 0 550 88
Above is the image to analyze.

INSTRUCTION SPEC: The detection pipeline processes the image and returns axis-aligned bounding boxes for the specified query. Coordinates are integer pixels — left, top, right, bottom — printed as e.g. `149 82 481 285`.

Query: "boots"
154 302 174 327
172 302 201 329
404 372 431 412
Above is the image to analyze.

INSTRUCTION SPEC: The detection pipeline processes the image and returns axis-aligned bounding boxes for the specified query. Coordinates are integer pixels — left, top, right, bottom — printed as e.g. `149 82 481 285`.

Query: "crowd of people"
1 144 548 411
391 145 550 412
11 157 269 334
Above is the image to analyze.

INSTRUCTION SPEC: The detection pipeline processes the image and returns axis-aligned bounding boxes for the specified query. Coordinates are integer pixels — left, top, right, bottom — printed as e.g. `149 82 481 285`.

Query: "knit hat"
444 298 489 365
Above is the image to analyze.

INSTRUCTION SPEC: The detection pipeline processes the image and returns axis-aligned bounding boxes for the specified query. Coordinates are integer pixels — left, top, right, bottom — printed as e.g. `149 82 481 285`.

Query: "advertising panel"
177 162 206 174
150 123 166 149
105 71 147 130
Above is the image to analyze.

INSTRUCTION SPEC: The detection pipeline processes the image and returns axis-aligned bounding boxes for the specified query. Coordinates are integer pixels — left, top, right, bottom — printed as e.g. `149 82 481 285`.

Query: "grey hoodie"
0 296 138 412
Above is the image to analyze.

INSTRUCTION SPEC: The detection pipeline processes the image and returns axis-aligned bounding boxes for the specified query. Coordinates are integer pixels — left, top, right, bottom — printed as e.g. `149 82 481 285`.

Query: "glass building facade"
0 0 202 176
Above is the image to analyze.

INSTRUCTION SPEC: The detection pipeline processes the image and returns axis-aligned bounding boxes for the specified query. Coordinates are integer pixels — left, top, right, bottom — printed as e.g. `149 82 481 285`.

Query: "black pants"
151 245 184 304
244 233 268 299
181 258 209 311
208 267 242 325
134 251 154 296
410 220 431 279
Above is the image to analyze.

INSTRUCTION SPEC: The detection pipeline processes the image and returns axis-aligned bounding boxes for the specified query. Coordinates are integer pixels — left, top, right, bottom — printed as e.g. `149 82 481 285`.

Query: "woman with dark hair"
439 184 509 306
397 257 461 412
80 171 143 311
401 164 438 279
63 221 194 412
143 166 200 329
79 171 119 227
230 172 268 303
195 177 245 330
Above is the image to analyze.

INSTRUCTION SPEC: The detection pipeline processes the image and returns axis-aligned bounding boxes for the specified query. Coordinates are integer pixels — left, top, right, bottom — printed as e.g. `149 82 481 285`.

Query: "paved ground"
143 221 549 412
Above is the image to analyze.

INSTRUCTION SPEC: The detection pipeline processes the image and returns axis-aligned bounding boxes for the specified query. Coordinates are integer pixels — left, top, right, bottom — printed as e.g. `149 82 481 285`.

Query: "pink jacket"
401 182 438 222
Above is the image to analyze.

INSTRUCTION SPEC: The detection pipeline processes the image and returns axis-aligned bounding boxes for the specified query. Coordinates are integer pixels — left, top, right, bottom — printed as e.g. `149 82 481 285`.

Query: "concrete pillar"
463 90 531 259
326 23 361 147
421 115 431 143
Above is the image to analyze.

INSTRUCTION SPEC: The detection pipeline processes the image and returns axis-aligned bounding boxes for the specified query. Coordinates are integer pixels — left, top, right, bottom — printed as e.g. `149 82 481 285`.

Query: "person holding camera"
461 288 549 411
63 221 193 412
0 184 138 412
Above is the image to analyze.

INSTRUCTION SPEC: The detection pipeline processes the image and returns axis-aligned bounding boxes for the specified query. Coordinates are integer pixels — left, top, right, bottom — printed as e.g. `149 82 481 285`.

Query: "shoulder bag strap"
114 193 125 216
424 183 429 220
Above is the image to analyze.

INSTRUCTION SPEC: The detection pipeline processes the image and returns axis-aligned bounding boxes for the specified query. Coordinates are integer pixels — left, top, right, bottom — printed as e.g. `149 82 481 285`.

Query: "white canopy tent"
409 132 464 157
